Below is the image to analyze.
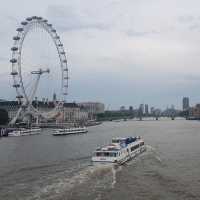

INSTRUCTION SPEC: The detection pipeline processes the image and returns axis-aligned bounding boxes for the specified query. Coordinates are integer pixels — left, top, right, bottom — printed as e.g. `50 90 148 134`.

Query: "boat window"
140 142 144 146
130 147 134 152
109 152 117 157
96 152 103 157
112 139 120 143
104 152 110 157
131 144 140 152
96 152 118 157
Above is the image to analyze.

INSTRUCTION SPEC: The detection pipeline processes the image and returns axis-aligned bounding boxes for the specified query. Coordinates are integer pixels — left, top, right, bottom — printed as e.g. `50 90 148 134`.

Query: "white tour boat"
92 136 146 164
52 127 88 136
8 128 41 137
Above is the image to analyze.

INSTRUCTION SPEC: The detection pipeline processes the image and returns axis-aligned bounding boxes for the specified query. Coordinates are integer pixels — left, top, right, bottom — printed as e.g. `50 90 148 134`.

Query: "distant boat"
52 127 88 136
86 121 102 126
113 119 121 122
92 136 146 164
8 128 41 137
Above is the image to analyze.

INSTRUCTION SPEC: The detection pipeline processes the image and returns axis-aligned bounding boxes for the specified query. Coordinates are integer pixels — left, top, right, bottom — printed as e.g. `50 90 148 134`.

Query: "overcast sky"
1 0 200 109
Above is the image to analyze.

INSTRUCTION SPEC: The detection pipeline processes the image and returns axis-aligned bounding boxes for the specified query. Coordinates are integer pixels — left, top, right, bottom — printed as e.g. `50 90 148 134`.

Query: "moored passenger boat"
8 128 41 137
52 127 88 136
92 136 146 164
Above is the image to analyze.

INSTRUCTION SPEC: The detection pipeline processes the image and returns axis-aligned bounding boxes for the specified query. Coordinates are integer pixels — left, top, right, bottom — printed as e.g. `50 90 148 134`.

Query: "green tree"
0 109 9 125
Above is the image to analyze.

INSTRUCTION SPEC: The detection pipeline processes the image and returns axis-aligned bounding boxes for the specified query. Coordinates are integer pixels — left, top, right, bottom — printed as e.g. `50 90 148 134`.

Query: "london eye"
10 16 69 125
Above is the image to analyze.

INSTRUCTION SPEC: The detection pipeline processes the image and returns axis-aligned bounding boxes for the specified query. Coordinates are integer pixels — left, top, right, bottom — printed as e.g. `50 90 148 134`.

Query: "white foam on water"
155 155 162 163
32 164 116 199
94 194 102 200
145 145 163 163
146 144 157 152
32 167 91 199
111 165 122 188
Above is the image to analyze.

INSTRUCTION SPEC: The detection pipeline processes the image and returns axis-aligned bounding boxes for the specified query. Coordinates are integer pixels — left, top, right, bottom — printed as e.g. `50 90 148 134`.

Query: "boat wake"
31 146 161 199
123 144 164 168
111 165 122 188
145 145 164 163
32 163 119 200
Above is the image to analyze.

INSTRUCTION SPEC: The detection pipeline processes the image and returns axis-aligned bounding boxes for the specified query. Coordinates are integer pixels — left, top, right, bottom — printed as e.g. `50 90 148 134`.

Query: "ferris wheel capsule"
13 84 20 88
43 19 48 23
11 47 18 51
10 58 17 63
47 23 52 27
10 71 18 76
21 21 28 26
51 29 56 33
16 95 23 99
16 27 24 32
58 44 63 47
26 17 32 21
54 36 60 39
63 60 67 63
60 51 65 55
13 36 20 40
37 17 42 20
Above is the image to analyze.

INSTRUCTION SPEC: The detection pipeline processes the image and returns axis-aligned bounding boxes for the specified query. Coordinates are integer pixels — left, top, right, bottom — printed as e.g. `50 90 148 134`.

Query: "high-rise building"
182 97 189 111
120 106 126 111
78 102 105 119
53 93 57 102
150 107 155 115
145 104 149 115
139 104 144 114
171 104 175 110
129 106 133 111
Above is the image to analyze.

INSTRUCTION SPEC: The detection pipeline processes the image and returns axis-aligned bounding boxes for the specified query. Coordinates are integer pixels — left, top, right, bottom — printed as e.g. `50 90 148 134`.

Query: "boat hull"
8 129 41 137
52 127 88 136
53 130 88 136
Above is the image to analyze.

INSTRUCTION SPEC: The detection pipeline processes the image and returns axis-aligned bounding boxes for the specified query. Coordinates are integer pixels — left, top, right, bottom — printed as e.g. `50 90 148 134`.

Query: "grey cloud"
0 56 8 62
177 15 200 31
2 0 200 108
183 74 200 81
46 3 161 38
6 15 19 23
178 15 195 23
126 29 159 37
189 24 200 31
46 5 109 32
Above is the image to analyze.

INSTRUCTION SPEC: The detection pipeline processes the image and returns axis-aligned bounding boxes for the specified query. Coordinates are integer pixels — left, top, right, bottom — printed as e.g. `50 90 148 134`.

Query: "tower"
53 92 57 102
182 97 189 111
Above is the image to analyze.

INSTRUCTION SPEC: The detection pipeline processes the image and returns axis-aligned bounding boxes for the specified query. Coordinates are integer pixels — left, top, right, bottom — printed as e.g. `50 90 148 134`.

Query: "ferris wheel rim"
10 16 69 104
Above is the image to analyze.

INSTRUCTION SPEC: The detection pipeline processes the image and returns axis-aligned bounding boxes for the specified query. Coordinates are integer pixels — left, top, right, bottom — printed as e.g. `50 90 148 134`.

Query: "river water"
0 119 200 200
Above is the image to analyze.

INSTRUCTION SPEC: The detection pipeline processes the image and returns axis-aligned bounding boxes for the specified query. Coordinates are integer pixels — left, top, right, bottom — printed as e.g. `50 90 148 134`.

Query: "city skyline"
1 0 200 109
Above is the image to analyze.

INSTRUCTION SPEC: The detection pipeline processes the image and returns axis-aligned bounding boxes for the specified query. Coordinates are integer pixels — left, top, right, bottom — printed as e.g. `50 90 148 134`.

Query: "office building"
182 97 189 111
145 104 149 115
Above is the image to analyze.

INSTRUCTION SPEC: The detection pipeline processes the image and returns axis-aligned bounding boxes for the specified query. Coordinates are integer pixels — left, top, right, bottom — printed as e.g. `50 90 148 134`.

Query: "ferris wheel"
10 16 69 125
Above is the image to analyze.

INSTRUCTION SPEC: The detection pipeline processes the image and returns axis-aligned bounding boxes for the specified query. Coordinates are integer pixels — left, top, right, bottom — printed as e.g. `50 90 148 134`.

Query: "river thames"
0 119 200 200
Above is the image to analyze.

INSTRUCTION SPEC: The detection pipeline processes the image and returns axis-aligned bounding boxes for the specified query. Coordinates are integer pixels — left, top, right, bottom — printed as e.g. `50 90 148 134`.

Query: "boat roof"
112 137 127 140
94 136 142 152
95 143 121 152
